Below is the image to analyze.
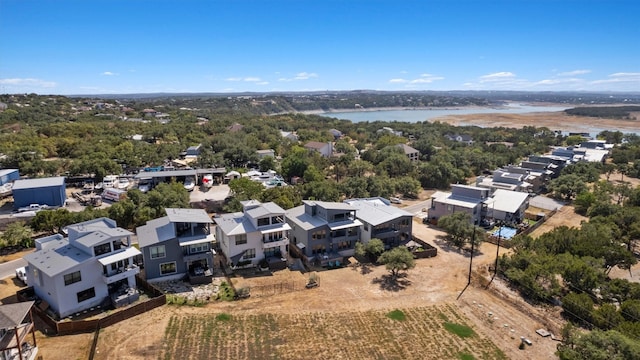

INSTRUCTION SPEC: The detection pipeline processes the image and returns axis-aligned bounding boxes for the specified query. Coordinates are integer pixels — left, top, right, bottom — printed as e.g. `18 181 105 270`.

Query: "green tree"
437 212 483 250
355 238 385 261
1 221 33 248
228 177 264 201
549 174 587 200
557 330 640 360
377 246 415 279
561 292 594 326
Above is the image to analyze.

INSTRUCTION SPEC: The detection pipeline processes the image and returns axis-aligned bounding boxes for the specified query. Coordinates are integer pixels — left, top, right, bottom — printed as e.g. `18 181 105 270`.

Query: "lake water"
319 103 571 123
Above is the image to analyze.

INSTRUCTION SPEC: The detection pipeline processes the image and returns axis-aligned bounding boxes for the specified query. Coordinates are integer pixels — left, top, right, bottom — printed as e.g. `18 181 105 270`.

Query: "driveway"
529 195 565 211
0 258 26 280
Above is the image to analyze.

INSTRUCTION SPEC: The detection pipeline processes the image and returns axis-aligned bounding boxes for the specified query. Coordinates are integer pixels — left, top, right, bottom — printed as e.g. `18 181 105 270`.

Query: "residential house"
287 200 361 266
185 144 202 157
256 149 276 159
376 127 403 136
526 155 569 178
429 185 491 225
137 208 216 284
215 201 290 270
445 133 474 145
429 185 530 225
484 189 530 224
344 197 413 250
395 143 421 162
328 129 343 139
0 301 38 360
280 130 299 142
551 145 609 163
23 218 141 318
475 170 532 193
497 165 546 193
227 123 244 132
304 141 333 158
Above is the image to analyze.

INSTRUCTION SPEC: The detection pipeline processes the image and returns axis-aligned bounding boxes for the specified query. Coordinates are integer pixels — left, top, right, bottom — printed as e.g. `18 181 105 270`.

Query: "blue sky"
1 0 639 95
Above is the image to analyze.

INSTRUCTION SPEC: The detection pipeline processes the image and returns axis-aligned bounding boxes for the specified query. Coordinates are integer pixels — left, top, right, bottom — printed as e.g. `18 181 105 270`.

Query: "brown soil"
431 110 639 134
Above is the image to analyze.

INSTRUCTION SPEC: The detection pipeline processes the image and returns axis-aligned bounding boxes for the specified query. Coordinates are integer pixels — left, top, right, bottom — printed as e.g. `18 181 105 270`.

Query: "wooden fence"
17 275 166 336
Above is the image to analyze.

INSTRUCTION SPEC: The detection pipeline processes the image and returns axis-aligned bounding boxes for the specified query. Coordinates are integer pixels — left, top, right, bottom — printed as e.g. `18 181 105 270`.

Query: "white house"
23 218 141 318
304 141 333 158
215 200 290 270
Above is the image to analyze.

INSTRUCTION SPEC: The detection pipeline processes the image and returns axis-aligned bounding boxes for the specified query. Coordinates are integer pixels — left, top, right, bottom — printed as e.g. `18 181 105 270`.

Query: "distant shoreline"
295 105 500 116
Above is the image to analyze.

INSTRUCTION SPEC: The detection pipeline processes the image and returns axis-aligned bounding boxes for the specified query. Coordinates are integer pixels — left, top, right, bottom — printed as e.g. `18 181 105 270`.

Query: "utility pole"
467 219 477 286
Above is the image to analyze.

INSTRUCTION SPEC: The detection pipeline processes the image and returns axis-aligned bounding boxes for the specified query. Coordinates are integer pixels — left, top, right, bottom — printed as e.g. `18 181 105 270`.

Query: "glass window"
64 271 82 286
160 262 177 275
93 243 111 256
243 248 256 259
190 243 209 254
76 287 95 303
257 218 270 227
150 245 166 259
235 234 247 245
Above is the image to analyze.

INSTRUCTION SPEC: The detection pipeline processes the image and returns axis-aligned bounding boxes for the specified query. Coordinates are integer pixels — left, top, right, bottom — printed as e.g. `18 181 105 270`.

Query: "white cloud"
558 69 591 76
101 71 118 76
389 74 444 85
479 72 516 82
256 81 269 85
278 72 319 82
0 78 56 88
591 72 640 85
225 77 263 82
294 72 318 80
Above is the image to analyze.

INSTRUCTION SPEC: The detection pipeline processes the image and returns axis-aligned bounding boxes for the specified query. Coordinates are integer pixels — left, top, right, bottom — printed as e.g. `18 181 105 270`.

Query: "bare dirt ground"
430 110 639 134
88 219 565 360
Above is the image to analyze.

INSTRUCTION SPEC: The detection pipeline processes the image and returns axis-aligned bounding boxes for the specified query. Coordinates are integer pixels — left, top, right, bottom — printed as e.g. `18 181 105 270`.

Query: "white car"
390 197 403 204
183 177 195 192
15 267 27 284
202 174 213 188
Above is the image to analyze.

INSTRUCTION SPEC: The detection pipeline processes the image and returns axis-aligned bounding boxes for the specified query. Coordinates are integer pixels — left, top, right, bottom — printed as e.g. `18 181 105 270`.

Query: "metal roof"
12 176 65 190
97 247 142 265
487 189 530 214
344 198 413 226
244 202 286 219
136 217 175 248
286 205 328 231
165 208 212 224
23 238 92 277
214 212 257 235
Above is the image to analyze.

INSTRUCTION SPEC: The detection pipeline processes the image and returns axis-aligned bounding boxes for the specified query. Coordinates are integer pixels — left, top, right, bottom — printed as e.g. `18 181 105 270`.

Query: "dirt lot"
90 221 566 360
430 110 640 135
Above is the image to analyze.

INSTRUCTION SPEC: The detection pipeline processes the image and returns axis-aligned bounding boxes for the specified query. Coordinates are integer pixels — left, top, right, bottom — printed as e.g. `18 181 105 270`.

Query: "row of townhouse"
214 197 413 269
22 198 412 318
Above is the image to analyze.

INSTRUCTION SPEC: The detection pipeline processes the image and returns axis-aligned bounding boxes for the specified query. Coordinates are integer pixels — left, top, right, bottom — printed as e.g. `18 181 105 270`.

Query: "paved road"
401 199 432 217
0 258 26 280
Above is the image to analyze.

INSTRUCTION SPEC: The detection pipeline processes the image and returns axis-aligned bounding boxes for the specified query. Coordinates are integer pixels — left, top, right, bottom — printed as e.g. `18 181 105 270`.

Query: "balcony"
102 264 140 284
262 237 288 249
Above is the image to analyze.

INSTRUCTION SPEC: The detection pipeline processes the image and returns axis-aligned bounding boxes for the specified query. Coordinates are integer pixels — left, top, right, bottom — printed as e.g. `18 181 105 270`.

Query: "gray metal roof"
344 198 413 226
134 169 197 179
136 217 175 248
303 200 355 211
165 208 213 224
244 202 285 219
286 205 328 231
12 176 65 190
487 189 530 214
0 169 18 177
23 238 92 277
214 212 257 236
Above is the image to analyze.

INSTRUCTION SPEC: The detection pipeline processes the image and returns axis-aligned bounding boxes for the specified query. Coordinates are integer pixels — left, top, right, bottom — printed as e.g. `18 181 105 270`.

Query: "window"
235 234 247 245
271 216 284 224
150 245 166 259
257 218 270 227
64 271 82 286
112 238 124 251
312 230 326 240
243 248 256 259
190 243 209 254
264 247 279 258
93 243 111 256
76 287 96 303
160 262 177 275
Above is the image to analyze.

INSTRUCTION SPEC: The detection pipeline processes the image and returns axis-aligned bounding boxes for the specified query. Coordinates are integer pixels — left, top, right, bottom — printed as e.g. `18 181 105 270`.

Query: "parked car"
18 204 49 213
15 267 27 284
183 177 195 192
202 174 213 188
390 197 403 204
